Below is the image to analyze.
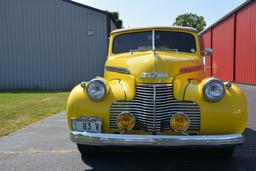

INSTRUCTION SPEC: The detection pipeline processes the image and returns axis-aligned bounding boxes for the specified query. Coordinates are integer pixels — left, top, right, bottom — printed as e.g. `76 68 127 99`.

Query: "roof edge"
199 0 253 35
62 0 118 28
111 26 198 34
62 0 108 15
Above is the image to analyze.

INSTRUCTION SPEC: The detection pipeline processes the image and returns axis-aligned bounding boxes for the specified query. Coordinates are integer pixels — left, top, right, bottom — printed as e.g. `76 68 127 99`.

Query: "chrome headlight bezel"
86 79 107 101
203 79 226 102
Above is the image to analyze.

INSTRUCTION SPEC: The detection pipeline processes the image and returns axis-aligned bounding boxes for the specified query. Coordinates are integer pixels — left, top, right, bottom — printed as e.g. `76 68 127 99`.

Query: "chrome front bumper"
70 131 244 147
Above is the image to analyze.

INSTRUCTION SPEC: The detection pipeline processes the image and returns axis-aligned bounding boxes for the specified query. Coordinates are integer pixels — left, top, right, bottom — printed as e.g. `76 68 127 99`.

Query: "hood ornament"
152 72 157 80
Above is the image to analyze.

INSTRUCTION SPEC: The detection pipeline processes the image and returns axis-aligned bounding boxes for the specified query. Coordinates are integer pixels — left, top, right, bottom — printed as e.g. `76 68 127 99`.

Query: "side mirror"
202 48 212 56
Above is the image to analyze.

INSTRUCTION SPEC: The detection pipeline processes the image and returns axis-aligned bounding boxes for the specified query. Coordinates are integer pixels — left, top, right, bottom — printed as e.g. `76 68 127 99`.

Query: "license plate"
73 119 102 133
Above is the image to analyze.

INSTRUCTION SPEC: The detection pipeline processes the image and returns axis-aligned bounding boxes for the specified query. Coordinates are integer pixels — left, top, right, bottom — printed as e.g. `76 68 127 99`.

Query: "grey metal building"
0 0 117 90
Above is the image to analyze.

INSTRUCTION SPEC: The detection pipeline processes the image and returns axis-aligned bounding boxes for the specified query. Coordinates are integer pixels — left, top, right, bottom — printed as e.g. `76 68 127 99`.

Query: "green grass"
0 91 69 137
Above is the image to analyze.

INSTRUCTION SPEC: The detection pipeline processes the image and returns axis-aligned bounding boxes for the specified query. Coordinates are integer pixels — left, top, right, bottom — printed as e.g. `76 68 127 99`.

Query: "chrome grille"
110 84 200 134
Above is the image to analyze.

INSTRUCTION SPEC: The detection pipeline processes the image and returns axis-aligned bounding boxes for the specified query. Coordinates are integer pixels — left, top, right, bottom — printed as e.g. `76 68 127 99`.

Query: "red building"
199 0 256 85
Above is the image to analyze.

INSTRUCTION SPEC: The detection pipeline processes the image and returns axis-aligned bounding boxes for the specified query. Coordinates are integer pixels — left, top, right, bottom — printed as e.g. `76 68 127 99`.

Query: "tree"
173 13 206 32
108 11 123 29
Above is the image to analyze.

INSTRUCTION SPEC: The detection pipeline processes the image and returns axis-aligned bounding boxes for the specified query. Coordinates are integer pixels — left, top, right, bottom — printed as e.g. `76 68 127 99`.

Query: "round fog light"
117 112 135 131
170 112 190 133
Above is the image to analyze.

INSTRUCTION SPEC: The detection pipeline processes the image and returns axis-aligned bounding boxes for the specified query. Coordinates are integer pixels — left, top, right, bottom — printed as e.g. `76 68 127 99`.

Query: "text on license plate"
74 120 102 133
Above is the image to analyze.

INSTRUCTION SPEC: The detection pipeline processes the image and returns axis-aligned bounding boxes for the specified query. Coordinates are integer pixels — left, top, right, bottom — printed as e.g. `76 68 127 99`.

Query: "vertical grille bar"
110 84 201 134
152 85 156 134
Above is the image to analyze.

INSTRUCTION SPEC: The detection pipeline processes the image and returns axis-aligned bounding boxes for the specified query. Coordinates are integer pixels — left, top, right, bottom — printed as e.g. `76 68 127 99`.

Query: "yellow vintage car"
67 26 247 157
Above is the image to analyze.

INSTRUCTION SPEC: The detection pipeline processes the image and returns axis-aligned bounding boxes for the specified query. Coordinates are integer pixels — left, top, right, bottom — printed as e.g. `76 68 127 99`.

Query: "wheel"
221 146 236 157
76 144 99 157
210 146 236 158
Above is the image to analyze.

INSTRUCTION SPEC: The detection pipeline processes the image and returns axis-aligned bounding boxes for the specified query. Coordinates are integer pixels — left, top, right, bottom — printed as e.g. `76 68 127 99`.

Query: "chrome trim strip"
70 132 244 147
105 66 130 74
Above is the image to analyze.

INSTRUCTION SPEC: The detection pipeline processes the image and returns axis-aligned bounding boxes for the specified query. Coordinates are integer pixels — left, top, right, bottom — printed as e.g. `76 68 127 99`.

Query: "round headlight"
170 112 190 133
203 79 226 102
86 79 107 101
117 112 135 131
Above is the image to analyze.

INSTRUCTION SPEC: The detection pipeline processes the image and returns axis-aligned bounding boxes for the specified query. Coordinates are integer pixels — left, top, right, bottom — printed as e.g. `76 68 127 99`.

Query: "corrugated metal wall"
235 1 256 84
212 15 235 81
199 0 256 85
0 0 109 90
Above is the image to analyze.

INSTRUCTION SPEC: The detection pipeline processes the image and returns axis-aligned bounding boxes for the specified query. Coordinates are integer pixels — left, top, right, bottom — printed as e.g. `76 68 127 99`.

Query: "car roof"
111 26 198 34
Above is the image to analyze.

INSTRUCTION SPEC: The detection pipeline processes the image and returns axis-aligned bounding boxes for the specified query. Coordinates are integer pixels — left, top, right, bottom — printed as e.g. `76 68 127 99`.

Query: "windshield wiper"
155 48 179 53
130 48 152 54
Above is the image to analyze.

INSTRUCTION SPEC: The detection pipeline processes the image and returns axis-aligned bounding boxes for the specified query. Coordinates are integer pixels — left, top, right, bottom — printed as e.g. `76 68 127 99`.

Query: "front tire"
209 146 236 158
221 146 236 157
77 144 99 157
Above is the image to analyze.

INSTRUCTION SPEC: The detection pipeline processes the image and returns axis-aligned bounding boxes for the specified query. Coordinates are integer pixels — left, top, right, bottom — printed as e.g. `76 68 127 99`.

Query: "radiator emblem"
140 72 168 79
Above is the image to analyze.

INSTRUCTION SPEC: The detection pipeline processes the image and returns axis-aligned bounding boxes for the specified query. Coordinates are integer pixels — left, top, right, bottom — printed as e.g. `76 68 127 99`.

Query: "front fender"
67 76 136 132
184 78 248 134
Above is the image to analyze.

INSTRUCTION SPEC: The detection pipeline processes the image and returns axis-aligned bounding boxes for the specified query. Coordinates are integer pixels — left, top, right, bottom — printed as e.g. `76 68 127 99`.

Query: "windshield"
113 31 152 54
112 30 197 54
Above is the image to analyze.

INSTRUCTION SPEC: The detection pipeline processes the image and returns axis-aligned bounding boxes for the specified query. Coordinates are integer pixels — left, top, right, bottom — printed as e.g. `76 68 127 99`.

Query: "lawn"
0 91 69 137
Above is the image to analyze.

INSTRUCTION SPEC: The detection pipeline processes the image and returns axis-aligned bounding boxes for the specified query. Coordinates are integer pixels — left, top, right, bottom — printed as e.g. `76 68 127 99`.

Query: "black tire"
221 146 236 157
210 146 236 158
76 144 99 157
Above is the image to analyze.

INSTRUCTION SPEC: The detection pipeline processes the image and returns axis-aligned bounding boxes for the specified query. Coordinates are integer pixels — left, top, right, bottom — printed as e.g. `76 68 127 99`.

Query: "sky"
74 0 247 29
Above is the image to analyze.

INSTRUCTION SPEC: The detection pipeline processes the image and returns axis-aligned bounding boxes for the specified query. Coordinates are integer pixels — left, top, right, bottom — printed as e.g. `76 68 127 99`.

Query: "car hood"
105 51 204 83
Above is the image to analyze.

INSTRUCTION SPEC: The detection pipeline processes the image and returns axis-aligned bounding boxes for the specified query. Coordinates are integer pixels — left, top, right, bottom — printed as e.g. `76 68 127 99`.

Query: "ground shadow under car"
81 128 256 171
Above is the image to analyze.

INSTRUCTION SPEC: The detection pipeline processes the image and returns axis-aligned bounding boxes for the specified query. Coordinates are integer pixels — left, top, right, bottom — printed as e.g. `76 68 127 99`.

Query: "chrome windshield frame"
112 30 197 54
152 30 155 50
